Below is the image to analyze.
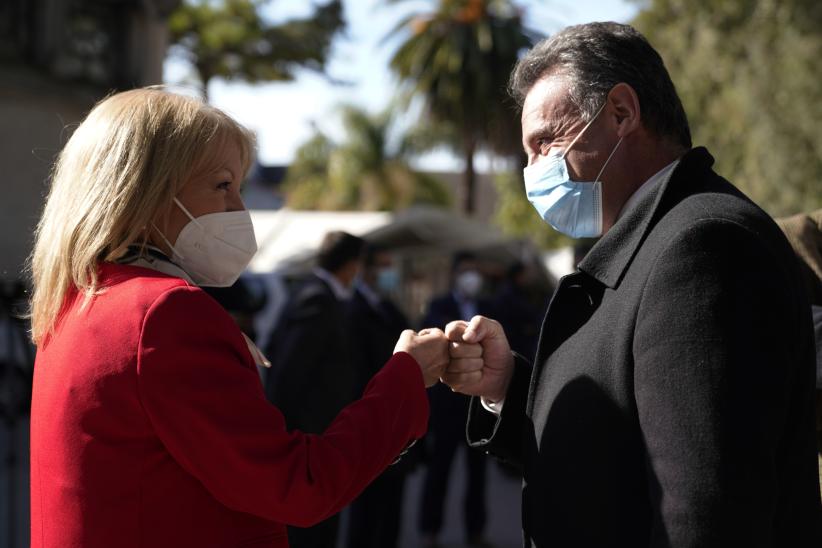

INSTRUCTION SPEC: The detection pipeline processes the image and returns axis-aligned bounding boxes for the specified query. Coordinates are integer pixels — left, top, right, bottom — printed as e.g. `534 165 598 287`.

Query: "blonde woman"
28 87 448 547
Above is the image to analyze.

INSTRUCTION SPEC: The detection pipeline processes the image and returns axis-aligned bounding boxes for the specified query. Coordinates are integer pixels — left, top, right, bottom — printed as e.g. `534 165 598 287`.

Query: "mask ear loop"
173 198 203 228
561 101 608 161
150 223 184 261
148 198 197 261
589 134 624 236
594 136 624 183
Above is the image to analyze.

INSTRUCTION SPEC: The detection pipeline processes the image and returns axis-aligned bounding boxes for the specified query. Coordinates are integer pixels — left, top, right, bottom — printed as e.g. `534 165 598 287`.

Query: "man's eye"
537 140 552 156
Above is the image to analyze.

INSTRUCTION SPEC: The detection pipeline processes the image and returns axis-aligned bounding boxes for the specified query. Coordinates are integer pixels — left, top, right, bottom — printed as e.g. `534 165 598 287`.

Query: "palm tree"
284 104 451 211
168 0 344 101
387 0 539 214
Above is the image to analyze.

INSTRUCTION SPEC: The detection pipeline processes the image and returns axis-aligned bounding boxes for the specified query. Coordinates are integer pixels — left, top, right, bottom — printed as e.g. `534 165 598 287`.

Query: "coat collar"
117 244 196 285
312 267 352 301
578 147 716 289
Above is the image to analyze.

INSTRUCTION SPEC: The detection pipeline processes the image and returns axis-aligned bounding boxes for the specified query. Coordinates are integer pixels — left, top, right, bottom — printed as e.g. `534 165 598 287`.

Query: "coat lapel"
578 147 715 289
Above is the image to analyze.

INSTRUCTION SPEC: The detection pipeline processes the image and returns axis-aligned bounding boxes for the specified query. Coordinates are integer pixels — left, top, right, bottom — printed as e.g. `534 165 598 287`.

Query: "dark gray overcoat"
468 147 822 547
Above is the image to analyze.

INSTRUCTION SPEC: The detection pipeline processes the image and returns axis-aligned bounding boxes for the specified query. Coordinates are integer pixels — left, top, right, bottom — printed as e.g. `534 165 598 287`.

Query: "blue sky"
164 0 640 170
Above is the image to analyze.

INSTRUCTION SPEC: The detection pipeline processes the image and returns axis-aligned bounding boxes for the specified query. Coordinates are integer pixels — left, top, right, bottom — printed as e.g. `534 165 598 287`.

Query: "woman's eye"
217 181 231 191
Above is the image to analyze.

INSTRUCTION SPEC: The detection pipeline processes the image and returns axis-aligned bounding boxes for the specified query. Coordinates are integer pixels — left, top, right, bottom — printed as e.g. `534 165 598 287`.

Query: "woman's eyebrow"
214 166 237 180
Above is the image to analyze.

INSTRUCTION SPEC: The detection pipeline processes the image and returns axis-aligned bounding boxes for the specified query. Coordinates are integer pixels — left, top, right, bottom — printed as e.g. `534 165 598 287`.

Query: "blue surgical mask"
523 103 622 238
376 267 400 294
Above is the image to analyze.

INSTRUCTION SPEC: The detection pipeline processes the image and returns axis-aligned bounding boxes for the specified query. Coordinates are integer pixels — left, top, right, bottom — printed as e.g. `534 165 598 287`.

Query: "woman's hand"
394 328 450 387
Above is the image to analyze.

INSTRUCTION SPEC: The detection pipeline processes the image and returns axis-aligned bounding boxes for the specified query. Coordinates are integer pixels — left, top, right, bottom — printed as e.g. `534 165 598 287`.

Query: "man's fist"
394 328 450 387
442 316 514 402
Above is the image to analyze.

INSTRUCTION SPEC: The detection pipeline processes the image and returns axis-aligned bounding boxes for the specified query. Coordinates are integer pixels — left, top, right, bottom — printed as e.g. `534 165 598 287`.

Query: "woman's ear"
607 83 641 139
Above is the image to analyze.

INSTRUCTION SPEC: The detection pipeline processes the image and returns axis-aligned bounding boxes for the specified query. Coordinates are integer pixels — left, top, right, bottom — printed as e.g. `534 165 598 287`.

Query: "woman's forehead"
191 133 246 178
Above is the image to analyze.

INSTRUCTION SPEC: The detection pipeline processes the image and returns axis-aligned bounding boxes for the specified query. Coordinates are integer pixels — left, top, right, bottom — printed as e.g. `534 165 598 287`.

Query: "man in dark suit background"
345 243 414 548
488 261 546 362
418 252 490 548
263 230 365 548
440 22 821 547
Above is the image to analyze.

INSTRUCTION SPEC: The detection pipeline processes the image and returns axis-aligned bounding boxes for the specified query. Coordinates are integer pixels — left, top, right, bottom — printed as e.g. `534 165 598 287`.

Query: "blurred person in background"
440 22 821 547
776 209 822 497
262 230 364 548
345 243 414 548
488 261 545 362
27 87 450 548
0 279 35 537
203 275 267 341
776 210 822 307
418 251 491 548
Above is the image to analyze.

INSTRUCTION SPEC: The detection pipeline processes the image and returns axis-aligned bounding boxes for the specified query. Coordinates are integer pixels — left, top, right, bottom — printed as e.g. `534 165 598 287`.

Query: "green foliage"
284 105 452 211
388 0 540 212
168 0 344 99
633 0 822 216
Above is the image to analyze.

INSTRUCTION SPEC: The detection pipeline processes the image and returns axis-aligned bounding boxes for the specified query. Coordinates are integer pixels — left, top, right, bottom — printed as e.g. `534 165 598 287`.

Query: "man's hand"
442 316 514 402
394 328 450 387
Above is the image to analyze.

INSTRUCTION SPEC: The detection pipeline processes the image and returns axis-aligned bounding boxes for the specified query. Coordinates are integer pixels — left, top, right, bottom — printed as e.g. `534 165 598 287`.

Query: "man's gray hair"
510 22 692 149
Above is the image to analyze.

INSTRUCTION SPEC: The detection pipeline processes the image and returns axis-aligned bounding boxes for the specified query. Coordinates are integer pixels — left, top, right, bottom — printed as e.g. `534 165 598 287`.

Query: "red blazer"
30 263 428 547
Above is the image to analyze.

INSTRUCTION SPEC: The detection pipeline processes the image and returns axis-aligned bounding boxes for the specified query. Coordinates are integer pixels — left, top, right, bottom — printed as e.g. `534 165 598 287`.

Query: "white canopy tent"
362 206 510 252
248 209 391 273
248 206 525 274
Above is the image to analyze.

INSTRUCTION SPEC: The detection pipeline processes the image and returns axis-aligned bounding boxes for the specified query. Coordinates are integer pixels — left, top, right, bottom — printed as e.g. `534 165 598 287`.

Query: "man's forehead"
521 74 574 127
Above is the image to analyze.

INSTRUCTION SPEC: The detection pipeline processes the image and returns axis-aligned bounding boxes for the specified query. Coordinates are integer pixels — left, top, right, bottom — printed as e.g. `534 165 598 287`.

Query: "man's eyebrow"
527 119 559 142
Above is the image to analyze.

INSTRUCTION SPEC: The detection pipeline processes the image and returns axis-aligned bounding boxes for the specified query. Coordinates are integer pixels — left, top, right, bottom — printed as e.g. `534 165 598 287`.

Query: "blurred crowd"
203 231 549 548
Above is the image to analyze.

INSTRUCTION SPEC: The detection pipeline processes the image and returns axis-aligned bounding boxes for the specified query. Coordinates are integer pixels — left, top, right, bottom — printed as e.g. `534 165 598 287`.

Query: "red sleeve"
136 285 428 526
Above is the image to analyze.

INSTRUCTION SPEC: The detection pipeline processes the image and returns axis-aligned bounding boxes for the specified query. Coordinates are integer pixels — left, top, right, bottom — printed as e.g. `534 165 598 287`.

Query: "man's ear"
607 83 641 138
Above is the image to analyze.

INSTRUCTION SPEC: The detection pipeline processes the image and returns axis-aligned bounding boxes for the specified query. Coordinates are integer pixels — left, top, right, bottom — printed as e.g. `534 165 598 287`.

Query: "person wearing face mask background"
262 231 365 434
261 230 368 548
438 22 821 547
418 251 491 548
345 243 415 548
347 244 411 415
27 88 451 548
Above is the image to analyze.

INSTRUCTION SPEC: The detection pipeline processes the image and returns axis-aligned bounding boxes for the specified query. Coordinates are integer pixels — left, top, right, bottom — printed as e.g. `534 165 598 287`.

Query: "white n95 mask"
523 102 622 239
456 270 483 298
156 198 258 287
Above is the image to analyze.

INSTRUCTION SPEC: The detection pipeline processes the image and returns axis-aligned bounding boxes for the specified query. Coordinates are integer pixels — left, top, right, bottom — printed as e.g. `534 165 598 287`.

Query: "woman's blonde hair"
29 87 255 345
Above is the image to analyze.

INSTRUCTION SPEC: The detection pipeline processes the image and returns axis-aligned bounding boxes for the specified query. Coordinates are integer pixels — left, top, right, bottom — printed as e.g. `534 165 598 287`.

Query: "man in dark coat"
345 244 413 548
440 22 822 547
263 231 365 548
419 252 491 548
